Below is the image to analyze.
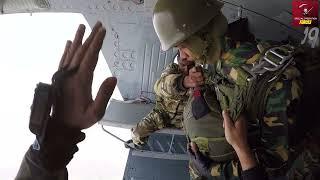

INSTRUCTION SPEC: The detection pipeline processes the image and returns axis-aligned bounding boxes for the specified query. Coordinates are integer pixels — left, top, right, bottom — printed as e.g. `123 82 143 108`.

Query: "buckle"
262 46 294 71
242 45 295 82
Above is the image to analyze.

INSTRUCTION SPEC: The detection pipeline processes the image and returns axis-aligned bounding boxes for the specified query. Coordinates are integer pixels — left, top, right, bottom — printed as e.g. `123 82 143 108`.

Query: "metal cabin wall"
3 0 310 101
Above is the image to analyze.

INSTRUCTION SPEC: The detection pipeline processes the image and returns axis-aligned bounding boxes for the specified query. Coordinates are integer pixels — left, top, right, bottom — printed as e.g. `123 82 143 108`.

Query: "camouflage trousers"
131 107 183 145
189 145 320 180
189 160 241 180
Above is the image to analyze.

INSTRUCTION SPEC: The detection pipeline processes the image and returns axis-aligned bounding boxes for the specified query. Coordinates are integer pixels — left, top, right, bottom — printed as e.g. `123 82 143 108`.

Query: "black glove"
187 143 213 178
32 119 85 171
29 71 86 171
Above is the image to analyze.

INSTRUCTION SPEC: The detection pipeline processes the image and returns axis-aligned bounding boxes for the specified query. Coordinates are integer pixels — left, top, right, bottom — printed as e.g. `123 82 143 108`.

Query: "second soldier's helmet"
153 0 224 51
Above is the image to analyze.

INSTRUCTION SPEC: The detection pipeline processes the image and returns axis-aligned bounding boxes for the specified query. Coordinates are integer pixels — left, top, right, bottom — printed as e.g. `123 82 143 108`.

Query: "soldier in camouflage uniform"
183 36 304 180
130 55 194 146
152 0 319 179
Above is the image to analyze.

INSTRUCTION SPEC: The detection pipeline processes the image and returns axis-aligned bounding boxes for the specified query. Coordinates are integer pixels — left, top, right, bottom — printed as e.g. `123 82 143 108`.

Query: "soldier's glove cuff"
33 118 85 171
187 145 213 178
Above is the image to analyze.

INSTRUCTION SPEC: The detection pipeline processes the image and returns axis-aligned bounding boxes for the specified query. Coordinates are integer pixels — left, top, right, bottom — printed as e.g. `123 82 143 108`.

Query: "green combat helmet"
153 0 223 51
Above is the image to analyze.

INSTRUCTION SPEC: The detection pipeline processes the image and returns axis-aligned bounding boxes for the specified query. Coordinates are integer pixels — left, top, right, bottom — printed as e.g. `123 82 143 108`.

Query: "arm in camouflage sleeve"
16 146 68 180
154 63 188 99
206 160 268 180
189 142 268 180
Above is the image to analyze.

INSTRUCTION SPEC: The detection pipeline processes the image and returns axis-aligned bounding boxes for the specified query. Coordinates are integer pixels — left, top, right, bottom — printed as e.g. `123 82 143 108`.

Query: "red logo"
292 0 318 27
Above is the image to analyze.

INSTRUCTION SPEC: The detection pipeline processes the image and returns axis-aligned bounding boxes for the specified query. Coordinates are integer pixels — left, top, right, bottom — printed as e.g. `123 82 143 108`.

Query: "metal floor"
123 133 190 180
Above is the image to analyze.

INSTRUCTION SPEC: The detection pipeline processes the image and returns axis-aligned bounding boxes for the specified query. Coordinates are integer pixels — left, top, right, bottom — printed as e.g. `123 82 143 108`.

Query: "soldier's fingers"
191 142 203 160
190 142 199 153
187 145 195 157
190 80 200 87
235 114 247 131
192 72 203 78
196 82 204 87
82 22 102 51
189 67 197 74
70 21 102 68
80 26 106 74
189 82 197 88
222 110 234 129
195 66 203 73
91 77 117 120
194 77 204 84
69 22 103 69
58 40 72 70
69 45 84 70
191 76 204 85
64 24 86 69
191 76 202 82
182 66 188 74
194 76 204 82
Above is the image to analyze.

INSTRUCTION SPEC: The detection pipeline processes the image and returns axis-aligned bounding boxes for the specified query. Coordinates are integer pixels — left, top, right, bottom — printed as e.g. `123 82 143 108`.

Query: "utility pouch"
29 68 76 139
29 83 53 139
192 88 210 120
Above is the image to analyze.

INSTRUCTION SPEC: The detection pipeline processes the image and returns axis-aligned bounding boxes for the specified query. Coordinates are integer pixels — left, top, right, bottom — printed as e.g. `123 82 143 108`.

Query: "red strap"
193 88 201 97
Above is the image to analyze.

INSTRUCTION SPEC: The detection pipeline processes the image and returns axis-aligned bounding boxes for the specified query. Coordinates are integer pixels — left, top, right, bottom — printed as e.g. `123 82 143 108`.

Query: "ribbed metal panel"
3 0 49 12
123 133 189 180
0 0 307 101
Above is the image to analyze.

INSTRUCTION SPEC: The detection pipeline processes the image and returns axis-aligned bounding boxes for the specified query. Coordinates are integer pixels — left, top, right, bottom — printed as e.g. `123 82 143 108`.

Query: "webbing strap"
247 44 297 122
242 44 295 82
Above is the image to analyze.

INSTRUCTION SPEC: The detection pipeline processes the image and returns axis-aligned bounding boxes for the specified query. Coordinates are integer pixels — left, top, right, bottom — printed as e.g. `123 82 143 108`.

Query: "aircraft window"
173 53 179 64
0 13 129 180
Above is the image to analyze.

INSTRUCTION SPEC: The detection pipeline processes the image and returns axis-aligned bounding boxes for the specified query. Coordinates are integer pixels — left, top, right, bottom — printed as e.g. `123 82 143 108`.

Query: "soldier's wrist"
233 142 250 155
233 145 257 171
33 117 85 171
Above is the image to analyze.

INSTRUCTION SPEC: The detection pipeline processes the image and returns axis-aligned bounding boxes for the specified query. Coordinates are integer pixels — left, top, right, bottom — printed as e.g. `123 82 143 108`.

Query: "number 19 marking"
301 27 319 48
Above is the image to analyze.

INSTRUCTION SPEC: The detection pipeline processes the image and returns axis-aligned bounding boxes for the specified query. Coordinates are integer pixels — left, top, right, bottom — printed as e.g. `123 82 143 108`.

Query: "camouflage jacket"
153 63 190 122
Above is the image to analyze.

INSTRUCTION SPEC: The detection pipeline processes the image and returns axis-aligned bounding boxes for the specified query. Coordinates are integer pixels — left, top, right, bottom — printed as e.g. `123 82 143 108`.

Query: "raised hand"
53 22 116 129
